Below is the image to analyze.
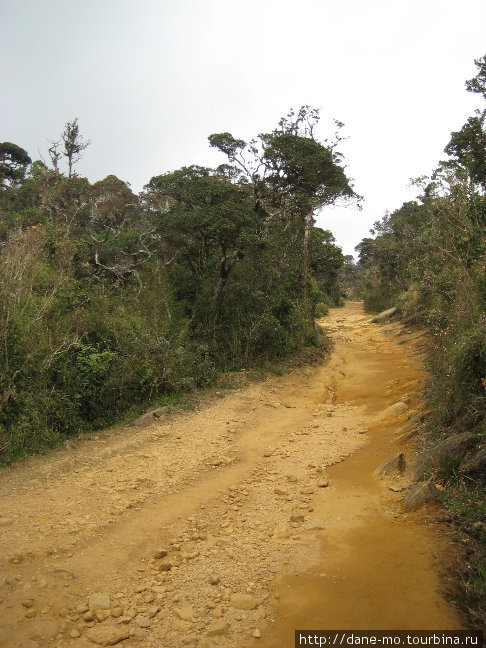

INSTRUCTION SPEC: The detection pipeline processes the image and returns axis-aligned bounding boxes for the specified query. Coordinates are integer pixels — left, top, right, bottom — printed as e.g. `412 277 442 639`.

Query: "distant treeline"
0 107 358 464
356 55 486 626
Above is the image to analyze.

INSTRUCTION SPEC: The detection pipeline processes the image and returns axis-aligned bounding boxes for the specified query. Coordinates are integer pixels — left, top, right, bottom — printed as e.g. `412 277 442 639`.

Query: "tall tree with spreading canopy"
445 54 486 190
0 142 31 188
209 106 357 295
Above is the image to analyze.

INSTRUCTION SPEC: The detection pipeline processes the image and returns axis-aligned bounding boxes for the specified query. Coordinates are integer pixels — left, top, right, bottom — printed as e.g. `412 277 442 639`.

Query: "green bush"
315 302 329 317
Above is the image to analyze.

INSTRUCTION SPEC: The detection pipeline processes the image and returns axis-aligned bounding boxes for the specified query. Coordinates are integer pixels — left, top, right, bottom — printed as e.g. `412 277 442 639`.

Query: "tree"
465 54 486 98
49 118 89 178
146 166 261 305
445 54 486 191
210 106 357 295
0 142 31 189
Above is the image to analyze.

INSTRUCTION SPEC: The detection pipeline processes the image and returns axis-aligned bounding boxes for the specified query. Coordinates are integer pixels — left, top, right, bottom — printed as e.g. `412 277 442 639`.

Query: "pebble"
206 620 229 636
153 549 168 559
86 625 130 646
212 605 223 618
274 488 288 496
174 606 194 621
209 574 220 585
253 628 262 638
95 610 111 622
70 629 81 638
88 592 111 610
301 486 316 494
229 593 258 610
136 617 151 628
24 609 36 619
290 514 305 523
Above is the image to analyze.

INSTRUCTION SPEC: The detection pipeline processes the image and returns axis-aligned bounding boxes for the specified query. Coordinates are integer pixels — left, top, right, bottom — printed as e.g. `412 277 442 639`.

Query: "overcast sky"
2 0 486 256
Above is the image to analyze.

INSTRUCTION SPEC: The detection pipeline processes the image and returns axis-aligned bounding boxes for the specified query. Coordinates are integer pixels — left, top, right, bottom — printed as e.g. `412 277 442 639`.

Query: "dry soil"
0 302 464 648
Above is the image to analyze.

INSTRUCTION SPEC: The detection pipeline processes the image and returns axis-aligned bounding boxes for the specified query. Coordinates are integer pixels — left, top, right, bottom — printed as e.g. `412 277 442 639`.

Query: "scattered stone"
40 606 51 614
158 559 173 572
209 574 220 585
414 433 477 480
290 514 305 523
212 606 223 618
95 610 111 622
88 592 111 610
404 481 440 510
111 607 123 618
318 478 330 488
300 486 316 494
395 411 428 442
22 600 35 608
131 630 149 643
182 550 199 560
388 485 406 493
253 628 261 638
77 603 90 614
84 611 95 622
136 617 151 628
174 606 194 621
274 487 288 496
24 609 36 618
173 618 192 632
373 401 408 423
371 307 397 323
128 413 154 427
147 605 160 619
86 625 130 646
206 620 229 637
377 452 406 475
460 447 486 476
70 629 81 638
153 549 168 559
263 451 272 457
229 593 258 611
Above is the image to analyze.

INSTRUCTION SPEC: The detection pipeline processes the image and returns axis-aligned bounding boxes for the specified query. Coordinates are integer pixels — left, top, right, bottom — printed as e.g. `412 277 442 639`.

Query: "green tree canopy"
0 142 31 188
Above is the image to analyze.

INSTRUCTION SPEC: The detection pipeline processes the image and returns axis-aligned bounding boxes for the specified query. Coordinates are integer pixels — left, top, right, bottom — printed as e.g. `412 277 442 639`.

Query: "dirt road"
0 302 464 648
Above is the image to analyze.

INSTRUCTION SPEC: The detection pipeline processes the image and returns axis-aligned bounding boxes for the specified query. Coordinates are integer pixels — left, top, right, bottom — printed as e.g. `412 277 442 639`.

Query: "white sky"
2 0 485 257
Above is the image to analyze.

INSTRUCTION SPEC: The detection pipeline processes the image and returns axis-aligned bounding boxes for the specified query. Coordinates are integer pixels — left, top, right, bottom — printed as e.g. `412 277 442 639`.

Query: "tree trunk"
302 212 313 297
212 248 244 305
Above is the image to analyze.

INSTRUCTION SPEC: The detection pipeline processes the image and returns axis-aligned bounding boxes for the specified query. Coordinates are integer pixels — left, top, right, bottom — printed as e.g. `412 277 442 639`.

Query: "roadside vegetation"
0 107 357 465
356 55 486 627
